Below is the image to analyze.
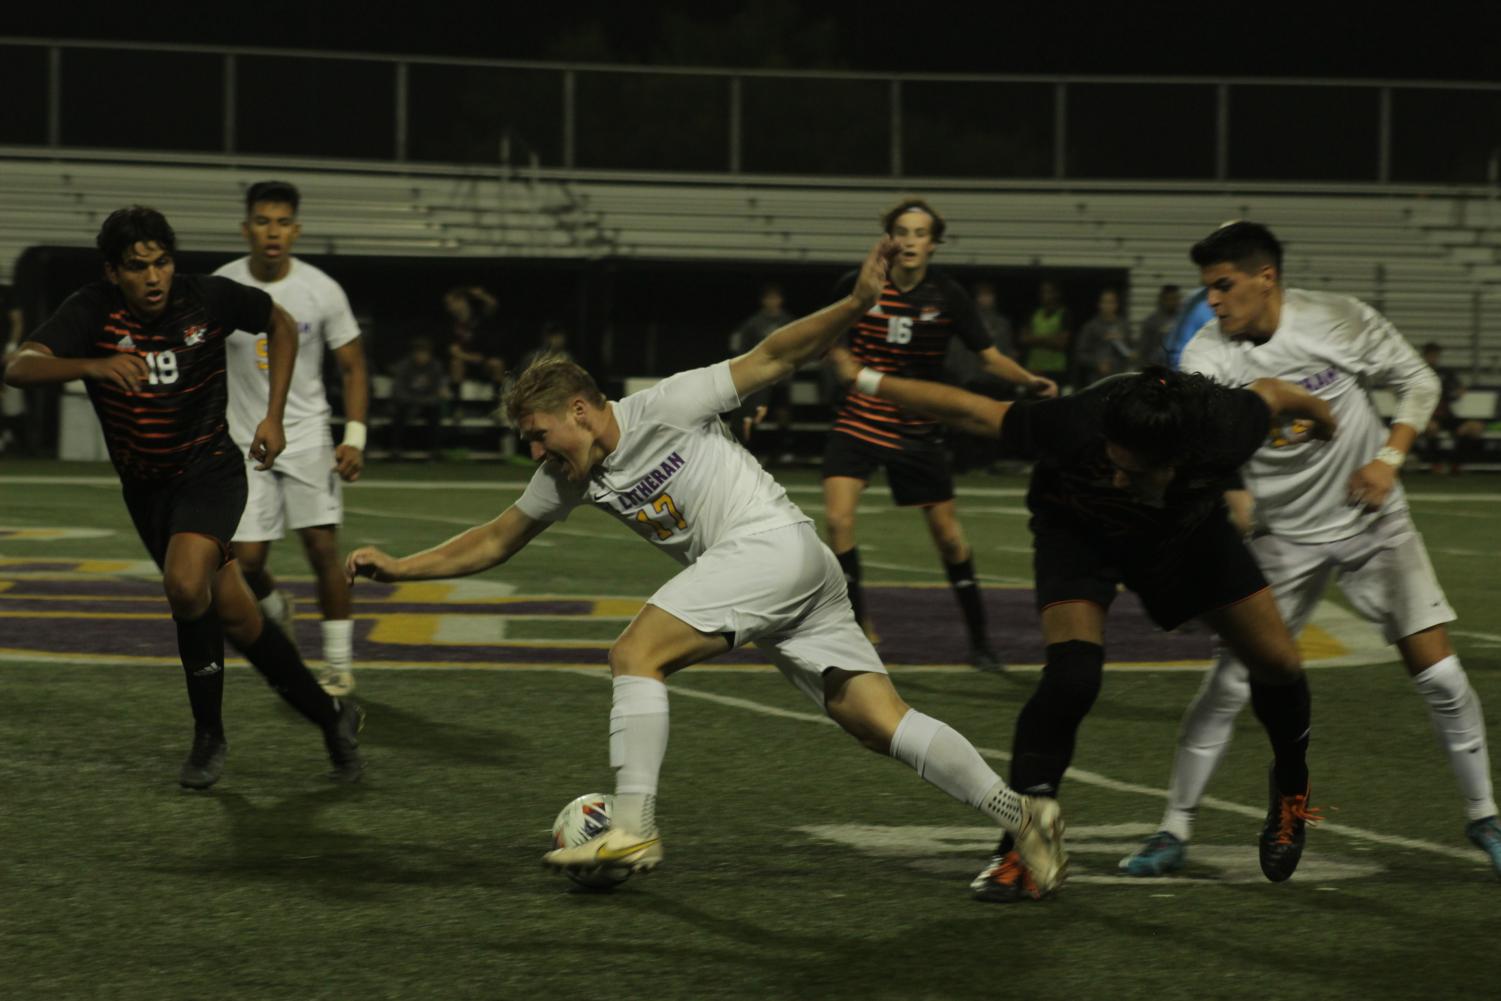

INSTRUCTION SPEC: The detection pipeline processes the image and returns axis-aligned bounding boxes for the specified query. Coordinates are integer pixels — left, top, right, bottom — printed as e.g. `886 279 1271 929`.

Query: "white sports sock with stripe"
1413 655 1498 822
610 675 670 837
889 709 1024 831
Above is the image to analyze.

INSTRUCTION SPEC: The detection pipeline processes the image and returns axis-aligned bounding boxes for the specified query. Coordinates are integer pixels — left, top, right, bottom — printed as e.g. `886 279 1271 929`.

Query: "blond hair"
502 353 606 425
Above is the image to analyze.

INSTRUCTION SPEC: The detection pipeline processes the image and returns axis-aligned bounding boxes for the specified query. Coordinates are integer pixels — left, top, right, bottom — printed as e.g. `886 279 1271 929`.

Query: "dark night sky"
2 1 1491 82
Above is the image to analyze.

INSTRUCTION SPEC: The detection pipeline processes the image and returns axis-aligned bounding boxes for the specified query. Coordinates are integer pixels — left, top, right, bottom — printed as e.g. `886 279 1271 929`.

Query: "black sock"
834 547 867 626
175 613 225 737
1249 674 1311 795
1009 641 1105 798
236 623 338 729
944 556 987 647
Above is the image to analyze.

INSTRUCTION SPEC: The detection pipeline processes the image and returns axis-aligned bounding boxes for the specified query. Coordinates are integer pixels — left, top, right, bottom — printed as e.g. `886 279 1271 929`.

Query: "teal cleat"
1466 816 1501 878
1118 830 1187 876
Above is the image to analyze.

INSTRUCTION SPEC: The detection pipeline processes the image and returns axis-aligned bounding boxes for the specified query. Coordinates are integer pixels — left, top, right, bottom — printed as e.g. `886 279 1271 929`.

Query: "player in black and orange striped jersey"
822 197 1058 672
5 206 363 788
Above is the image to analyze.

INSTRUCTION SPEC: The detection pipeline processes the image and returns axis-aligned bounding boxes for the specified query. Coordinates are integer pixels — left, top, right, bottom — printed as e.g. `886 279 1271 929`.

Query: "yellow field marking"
1297 623 1348 658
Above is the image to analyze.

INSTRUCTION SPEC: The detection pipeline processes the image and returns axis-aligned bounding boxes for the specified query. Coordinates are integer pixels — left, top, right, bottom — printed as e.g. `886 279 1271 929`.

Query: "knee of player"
1041 640 1106 707
606 639 664 680
823 510 856 541
162 573 212 616
1245 649 1303 684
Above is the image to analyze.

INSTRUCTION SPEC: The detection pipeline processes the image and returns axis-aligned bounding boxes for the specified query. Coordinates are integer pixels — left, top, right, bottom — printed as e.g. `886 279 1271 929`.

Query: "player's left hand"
250 419 286 471
334 444 364 482
1346 459 1397 512
825 345 862 386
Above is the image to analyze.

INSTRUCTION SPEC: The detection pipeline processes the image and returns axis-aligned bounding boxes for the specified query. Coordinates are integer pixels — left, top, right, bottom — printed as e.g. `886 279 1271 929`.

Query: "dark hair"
1190 221 1283 278
96 206 177 265
1102 366 1223 468
245 180 300 214
1158 284 1181 295
1422 341 1442 354
881 196 947 242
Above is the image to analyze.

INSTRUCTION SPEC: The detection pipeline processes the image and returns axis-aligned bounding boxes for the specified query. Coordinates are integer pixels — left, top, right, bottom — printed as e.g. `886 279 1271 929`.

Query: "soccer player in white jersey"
1121 221 1501 877
345 239 1067 897
218 181 369 696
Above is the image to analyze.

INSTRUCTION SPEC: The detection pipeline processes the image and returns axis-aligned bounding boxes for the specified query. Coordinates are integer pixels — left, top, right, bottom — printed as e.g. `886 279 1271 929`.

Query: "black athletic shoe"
968 644 1005 673
1258 765 1320 882
324 699 366 783
179 730 227 790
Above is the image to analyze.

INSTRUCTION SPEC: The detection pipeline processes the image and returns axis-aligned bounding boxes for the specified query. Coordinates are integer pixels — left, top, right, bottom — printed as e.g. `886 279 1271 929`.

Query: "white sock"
1413 655 1498 822
889 709 1024 832
258 591 287 623
321 619 353 673
1161 653 1251 842
610 675 670 837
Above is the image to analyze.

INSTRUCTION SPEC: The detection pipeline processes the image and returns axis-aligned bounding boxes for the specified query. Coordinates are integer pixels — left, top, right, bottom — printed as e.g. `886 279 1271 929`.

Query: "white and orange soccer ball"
551 793 631 889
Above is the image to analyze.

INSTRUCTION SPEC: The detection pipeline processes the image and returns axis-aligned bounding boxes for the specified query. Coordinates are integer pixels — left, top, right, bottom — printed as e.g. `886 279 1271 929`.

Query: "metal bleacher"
5 155 1501 363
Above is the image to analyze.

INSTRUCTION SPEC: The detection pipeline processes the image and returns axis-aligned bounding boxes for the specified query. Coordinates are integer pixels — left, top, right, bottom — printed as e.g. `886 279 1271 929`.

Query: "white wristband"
1374 445 1405 468
342 420 367 451
854 367 884 396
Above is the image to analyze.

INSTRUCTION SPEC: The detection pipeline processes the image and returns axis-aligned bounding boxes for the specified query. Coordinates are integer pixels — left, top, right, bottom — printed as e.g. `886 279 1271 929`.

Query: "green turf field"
2 460 1499 1000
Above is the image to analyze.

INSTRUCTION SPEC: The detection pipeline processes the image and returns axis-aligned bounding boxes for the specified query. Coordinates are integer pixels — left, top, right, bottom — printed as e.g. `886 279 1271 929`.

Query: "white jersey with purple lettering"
1180 288 1432 544
514 361 810 564
216 256 362 453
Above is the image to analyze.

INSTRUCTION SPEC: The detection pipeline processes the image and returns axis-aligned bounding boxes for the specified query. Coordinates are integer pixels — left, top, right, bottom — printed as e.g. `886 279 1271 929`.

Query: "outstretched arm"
346 504 551 584
728 238 896 400
828 349 1011 439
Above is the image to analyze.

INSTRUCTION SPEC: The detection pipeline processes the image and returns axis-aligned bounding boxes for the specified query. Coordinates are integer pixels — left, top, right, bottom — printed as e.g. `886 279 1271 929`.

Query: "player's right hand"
346 546 398 584
851 237 899 310
84 353 150 393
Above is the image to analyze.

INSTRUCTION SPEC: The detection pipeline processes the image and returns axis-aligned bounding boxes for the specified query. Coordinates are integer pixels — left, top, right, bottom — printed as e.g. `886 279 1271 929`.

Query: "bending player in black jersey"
4 206 363 788
823 198 1057 672
831 353 1334 897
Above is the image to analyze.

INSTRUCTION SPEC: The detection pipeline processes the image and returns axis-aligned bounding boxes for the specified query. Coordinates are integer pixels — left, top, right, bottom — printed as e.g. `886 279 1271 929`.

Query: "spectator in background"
1421 342 1487 474
390 336 449 459
728 283 795 462
519 321 574 372
1137 284 1183 368
1020 279 1072 389
443 285 506 391
1072 288 1134 389
971 282 1019 361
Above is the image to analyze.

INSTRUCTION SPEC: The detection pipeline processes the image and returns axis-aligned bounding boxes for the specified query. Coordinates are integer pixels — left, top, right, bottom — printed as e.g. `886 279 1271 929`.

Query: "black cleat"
1258 765 1320 882
324 699 366 783
968 644 1005 673
179 730 227 790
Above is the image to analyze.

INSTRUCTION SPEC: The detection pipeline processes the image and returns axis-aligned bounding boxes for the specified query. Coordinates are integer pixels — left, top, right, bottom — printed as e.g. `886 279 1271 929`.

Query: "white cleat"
542 827 664 876
319 667 356 698
1013 796 1068 897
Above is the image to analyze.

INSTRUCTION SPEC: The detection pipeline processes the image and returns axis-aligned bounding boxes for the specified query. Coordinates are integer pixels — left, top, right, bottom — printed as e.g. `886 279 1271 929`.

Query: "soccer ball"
551 792 630 889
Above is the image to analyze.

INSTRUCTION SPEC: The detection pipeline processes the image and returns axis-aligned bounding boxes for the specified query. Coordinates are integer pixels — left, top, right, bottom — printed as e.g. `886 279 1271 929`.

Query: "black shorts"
1031 509 1267 631
822 429 954 507
121 447 247 570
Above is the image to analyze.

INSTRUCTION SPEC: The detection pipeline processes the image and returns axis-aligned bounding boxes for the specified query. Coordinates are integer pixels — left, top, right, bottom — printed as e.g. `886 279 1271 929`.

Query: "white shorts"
1250 509 1455 645
232 444 343 543
648 522 887 709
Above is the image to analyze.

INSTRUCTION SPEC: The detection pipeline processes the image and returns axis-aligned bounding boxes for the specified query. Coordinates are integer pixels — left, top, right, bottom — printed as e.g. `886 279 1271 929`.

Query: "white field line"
560 668 1482 866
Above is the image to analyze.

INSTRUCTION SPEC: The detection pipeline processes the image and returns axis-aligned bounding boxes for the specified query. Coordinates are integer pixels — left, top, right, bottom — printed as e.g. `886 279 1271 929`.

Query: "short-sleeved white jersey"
216 256 362 452
1180 288 1433 543
514 362 810 565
